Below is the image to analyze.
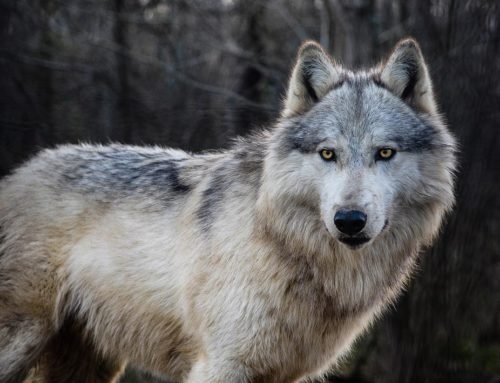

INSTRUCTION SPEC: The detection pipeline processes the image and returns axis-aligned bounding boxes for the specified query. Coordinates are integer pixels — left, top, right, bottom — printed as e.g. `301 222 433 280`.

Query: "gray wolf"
0 38 456 382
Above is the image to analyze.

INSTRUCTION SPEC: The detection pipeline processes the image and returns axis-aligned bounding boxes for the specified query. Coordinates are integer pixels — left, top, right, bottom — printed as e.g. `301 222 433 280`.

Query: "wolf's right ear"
282 41 340 117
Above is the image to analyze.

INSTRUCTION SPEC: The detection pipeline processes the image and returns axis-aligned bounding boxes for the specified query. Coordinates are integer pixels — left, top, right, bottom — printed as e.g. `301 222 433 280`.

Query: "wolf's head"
259 39 456 252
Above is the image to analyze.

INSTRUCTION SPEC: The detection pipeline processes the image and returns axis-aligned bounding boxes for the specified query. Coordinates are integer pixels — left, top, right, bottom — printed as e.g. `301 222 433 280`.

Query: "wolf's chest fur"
175 199 419 378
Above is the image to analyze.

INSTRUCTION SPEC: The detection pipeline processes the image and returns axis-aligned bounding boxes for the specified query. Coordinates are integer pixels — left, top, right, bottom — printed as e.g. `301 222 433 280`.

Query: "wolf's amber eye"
320 149 336 161
377 148 396 160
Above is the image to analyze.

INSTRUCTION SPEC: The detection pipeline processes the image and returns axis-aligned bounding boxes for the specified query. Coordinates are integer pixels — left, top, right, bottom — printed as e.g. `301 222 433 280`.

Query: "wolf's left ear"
283 41 340 117
381 38 437 115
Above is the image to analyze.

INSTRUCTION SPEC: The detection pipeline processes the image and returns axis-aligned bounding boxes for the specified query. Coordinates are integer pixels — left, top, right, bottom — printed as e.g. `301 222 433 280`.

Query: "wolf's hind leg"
0 314 50 383
29 316 125 383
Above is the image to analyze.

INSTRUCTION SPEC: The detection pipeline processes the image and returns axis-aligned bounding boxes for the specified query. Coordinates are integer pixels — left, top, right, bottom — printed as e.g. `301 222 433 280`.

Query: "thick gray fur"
0 38 456 383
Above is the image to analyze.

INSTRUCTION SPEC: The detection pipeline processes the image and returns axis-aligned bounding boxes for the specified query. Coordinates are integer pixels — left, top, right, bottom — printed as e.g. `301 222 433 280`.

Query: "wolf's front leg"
185 358 251 383
185 358 290 383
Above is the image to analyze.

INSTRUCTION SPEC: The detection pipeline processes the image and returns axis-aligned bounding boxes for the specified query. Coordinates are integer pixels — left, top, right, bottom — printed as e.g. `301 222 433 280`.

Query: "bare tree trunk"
113 0 132 143
325 0 378 66
234 1 266 136
39 0 54 145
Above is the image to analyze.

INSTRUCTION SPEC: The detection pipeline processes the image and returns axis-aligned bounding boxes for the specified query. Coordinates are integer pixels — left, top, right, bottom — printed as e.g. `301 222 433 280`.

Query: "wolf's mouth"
338 236 370 249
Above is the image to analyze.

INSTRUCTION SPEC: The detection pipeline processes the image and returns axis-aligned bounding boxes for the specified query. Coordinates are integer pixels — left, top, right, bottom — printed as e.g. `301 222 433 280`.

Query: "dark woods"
1 1 499 382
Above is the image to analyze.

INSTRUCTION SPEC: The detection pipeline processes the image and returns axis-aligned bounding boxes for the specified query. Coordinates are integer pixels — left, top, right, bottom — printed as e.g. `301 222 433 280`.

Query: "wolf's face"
263 39 455 251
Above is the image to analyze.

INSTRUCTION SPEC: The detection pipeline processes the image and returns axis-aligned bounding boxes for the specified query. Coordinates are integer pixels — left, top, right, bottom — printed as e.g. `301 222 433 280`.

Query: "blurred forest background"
1 0 499 382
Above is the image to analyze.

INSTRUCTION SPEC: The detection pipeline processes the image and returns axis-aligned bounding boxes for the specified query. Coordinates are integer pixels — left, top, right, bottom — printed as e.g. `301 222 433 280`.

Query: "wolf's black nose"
334 210 367 235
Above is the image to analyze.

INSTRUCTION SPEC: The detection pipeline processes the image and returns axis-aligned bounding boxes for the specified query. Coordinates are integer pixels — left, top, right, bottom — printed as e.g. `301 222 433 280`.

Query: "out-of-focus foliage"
0 0 499 382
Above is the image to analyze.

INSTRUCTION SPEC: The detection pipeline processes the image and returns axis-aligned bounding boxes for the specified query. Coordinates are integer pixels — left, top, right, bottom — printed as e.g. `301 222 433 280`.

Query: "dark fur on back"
54 145 192 203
